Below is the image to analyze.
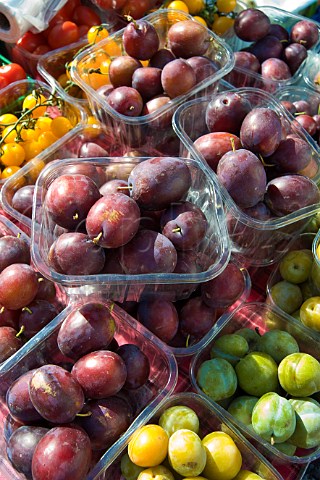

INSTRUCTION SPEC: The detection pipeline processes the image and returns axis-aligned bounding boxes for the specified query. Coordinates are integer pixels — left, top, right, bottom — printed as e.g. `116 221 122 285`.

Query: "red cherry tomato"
94 0 127 8
0 75 8 90
0 63 26 85
47 9 71 29
78 24 90 37
47 21 80 49
72 6 101 27
16 31 47 52
121 0 152 19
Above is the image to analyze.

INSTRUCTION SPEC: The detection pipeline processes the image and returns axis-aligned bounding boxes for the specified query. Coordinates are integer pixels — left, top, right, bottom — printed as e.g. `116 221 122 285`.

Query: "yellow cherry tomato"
1 142 25 167
22 93 48 118
19 127 40 142
50 116 73 138
1 165 21 179
216 0 237 14
22 141 42 161
167 1 189 13
212 15 235 35
37 131 59 149
183 0 205 14
128 424 169 468
87 24 109 44
1 125 18 143
193 16 207 27
102 39 122 57
0 113 18 132
85 116 101 137
35 116 53 132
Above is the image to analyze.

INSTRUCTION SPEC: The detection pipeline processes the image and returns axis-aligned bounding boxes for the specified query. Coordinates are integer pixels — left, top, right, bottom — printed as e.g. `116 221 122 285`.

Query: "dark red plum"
48 232 105 275
101 248 125 274
293 114 317 137
117 344 150 390
149 48 175 69
0 307 20 329
99 179 129 196
242 201 272 221
57 302 115 360
233 51 260 72
71 350 127 399
194 132 241 172
201 262 246 308
206 91 251 135
268 135 312 173
186 56 219 83
119 229 177 274
261 58 292 81
132 66 163 101
269 24 289 42
7 426 49 477
290 19 319 49
282 43 308 74
109 55 142 87
45 174 101 230
6 370 43 423
79 142 109 158
86 193 140 248
18 299 59 339
161 59 196 98
179 296 217 338
11 185 35 219
61 164 106 188
137 299 179 343
162 210 208 250
123 19 160 60
142 95 172 128
217 149 267 208
76 396 132 450
0 326 22 363
106 86 144 117
31 426 92 480
35 273 57 302
249 35 283 63
0 235 30 272
240 107 282 157
167 20 210 58
0 263 38 310
234 8 271 41
29 365 85 423
4 414 26 443
280 100 296 115
160 201 205 229
265 174 320 216
128 157 191 211
293 100 312 115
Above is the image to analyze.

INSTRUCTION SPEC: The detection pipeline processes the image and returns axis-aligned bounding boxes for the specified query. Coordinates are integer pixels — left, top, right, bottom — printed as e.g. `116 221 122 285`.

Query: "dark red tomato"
47 9 71 29
0 75 8 90
78 24 90 37
92 0 127 8
72 6 101 27
16 31 47 53
121 0 152 19
0 64 26 85
57 0 81 18
47 21 80 49
32 45 51 55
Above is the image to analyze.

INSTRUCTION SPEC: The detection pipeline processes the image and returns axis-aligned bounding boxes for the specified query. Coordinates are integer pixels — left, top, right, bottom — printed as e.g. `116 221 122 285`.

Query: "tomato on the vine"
1 143 25 167
47 21 80 49
87 24 109 44
0 63 26 89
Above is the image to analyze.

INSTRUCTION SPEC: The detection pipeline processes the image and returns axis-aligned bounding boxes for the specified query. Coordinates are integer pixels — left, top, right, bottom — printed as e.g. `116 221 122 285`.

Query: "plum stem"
270 436 275 445
172 227 181 233
124 15 137 28
93 232 103 244
0 306 4 314
73 212 79 220
38 277 44 283
17 233 21 238
230 137 235 152
186 334 190 347
76 412 92 417
259 154 273 168
16 325 25 337
117 186 131 190
22 307 32 314
109 303 115 313
295 111 307 116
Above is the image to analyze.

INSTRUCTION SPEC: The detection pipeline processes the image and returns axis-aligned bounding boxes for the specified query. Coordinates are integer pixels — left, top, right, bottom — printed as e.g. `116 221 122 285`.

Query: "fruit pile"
0 84 80 180
2 300 171 479
193 305 320 460
0 219 62 364
226 8 319 83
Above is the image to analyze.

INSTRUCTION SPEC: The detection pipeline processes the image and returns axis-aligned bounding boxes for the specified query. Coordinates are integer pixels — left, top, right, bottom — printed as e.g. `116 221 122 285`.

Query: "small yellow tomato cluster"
0 93 73 179
165 0 238 35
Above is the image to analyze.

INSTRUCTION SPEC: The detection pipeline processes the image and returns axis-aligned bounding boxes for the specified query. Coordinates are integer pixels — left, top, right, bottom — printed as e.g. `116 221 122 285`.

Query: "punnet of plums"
4 2 320 480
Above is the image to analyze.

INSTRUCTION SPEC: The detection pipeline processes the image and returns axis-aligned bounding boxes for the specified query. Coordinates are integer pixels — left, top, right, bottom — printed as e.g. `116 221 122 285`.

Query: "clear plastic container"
0 299 177 480
224 65 283 93
70 9 234 155
222 6 320 88
0 79 86 191
274 84 320 117
98 391 285 480
4 4 125 78
190 301 320 467
173 87 320 267
31 155 231 303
